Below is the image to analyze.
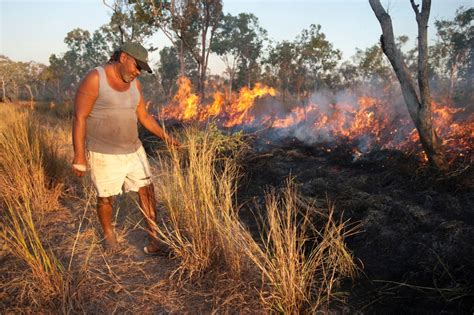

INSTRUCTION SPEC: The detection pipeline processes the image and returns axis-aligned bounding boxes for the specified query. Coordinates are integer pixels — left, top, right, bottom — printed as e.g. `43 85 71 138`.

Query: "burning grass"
158 77 473 166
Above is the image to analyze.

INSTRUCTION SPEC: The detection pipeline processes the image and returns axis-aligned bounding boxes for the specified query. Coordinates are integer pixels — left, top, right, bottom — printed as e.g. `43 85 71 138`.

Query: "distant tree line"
1 1 472 110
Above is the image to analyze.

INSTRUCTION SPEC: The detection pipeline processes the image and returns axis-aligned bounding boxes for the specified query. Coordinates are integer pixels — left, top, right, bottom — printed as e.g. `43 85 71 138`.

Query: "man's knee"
97 196 115 206
138 183 154 195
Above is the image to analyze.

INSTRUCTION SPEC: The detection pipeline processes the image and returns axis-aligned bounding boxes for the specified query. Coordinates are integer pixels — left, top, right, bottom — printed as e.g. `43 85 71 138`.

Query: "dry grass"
241 179 359 313
152 126 248 279
0 103 359 312
152 125 358 311
0 104 70 310
0 107 66 212
1 197 66 306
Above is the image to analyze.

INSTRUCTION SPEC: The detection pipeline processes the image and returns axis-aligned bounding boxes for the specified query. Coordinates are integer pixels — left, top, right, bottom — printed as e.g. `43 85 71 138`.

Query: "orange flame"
223 83 276 127
160 76 200 121
159 77 472 163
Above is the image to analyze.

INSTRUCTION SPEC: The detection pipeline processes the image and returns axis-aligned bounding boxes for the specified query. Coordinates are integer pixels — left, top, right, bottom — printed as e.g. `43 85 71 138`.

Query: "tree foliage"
0 55 46 102
212 13 267 91
264 24 341 100
131 0 223 98
431 7 474 102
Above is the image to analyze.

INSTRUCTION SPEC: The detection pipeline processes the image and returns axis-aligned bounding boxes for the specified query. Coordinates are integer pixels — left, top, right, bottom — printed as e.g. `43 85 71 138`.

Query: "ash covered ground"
236 135 474 313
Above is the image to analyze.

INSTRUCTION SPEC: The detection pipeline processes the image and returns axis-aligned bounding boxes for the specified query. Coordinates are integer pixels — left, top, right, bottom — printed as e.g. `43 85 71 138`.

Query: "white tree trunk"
369 0 448 170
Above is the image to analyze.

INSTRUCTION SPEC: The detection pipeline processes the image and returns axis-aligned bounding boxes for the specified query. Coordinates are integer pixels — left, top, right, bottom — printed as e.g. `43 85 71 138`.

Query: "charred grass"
239 137 474 313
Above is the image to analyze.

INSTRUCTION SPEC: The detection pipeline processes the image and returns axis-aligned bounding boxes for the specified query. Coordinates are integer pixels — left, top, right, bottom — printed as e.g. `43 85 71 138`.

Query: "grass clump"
153 125 247 279
0 108 66 212
0 104 70 310
243 179 359 313
1 197 66 306
154 124 358 311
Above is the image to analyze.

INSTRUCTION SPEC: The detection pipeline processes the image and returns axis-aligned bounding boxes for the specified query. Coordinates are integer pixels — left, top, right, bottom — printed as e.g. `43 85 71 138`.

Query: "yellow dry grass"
152 125 359 311
0 107 65 212
152 126 248 279
0 104 70 309
1 197 66 304
241 180 359 313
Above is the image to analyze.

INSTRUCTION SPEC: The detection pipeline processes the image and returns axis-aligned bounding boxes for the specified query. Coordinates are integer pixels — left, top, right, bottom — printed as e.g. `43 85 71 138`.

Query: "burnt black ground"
236 137 474 314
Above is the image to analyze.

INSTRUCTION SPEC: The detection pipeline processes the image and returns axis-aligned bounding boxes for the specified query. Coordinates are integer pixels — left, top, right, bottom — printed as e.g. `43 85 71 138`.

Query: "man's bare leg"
97 196 118 250
138 184 163 253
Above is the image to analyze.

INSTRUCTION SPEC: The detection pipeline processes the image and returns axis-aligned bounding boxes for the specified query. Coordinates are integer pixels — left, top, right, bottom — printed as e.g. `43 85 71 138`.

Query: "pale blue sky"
1 0 472 74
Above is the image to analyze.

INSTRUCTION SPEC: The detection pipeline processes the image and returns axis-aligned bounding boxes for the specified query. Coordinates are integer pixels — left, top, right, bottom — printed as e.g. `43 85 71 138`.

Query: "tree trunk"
12 81 18 102
56 80 62 102
198 23 208 99
33 84 39 100
179 40 185 76
369 0 448 171
1 78 6 102
448 61 458 100
25 84 34 109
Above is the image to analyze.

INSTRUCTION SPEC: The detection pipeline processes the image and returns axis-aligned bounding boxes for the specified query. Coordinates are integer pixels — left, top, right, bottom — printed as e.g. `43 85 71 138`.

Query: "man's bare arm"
135 81 181 147
72 70 99 177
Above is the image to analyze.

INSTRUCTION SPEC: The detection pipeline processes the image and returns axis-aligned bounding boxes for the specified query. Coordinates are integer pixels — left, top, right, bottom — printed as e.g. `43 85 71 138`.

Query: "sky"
1 0 472 74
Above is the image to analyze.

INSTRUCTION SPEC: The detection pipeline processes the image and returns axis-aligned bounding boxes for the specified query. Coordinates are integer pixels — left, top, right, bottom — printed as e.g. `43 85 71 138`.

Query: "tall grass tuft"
0 105 70 309
1 197 66 303
153 126 247 279
0 109 64 212
242 179 359 313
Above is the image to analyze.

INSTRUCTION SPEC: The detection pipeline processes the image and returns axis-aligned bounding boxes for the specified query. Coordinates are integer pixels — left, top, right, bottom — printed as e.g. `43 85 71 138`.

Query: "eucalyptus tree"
102 0 156 46
265 24 341 101
211 12 267 93
353 45 393 87
296 24 341 92
131 0 223 98
369 0 448 170
158 46 180 98
0 55 14 102
44 28 110 102
265 41 298 101
430 7 474 101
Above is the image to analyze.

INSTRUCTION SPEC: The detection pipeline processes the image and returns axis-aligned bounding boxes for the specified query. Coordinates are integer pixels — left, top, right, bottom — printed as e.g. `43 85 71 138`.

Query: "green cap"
120 41 152 73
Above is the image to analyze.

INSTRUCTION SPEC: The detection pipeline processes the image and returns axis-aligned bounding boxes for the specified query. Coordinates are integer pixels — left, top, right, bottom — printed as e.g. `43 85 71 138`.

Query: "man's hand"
167 137 182 149
72 163 87 177
72 154 88 177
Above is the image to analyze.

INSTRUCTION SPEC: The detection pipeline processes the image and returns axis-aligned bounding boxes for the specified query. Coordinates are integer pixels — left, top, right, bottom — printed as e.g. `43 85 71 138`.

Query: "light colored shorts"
88 146 152 197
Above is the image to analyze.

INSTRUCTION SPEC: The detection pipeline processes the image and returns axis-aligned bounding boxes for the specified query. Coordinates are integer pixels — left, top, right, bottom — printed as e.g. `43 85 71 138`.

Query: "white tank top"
86 66 142 154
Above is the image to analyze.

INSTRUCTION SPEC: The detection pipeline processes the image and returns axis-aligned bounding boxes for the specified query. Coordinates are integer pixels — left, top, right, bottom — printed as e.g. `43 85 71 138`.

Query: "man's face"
119 53 141 83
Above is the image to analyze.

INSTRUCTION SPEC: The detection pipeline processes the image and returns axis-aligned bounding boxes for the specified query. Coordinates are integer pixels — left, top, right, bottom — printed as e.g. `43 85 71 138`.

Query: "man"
72 41 179 254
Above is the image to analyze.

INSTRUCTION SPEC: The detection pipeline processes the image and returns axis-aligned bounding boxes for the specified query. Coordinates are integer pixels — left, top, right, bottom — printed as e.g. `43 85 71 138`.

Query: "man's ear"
118 52 127 63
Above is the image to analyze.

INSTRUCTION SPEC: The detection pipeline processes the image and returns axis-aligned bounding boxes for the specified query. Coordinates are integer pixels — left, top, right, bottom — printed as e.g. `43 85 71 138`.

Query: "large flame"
160 76 200 121
159 77 472 163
